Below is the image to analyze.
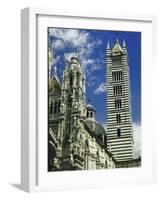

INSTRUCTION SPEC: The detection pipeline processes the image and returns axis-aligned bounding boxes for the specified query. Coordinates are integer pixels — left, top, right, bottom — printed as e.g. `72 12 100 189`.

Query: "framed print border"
21 7 157 192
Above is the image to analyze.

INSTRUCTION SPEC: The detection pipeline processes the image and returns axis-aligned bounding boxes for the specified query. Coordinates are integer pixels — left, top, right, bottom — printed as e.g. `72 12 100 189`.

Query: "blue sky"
48 28 141 126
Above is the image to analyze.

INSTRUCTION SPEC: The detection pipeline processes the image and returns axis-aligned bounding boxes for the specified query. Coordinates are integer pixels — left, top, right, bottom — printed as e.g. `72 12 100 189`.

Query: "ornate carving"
60 102 65 114
73 101 78 112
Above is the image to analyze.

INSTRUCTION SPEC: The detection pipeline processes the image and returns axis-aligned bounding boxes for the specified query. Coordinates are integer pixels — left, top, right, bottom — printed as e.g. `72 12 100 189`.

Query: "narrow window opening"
117 128 121 137
50 101 53 114
116 114 121 124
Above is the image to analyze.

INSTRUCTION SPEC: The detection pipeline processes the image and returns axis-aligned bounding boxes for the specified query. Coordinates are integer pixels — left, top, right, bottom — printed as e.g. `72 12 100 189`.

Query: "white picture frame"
21 7 157 192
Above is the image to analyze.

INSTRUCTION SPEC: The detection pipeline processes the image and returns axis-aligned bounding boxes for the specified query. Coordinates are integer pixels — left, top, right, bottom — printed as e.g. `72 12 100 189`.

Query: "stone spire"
107 41 110 50
123 39 126 48
122 39 128 55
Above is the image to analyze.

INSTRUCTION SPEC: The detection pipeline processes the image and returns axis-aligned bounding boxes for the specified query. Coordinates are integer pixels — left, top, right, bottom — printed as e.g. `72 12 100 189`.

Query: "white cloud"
49 28 89 48
87 76 100 87
94 82 106 94
64 52 75 62
49 28 103 76
52 39 64 50
51 55 61 66
133 122 141 159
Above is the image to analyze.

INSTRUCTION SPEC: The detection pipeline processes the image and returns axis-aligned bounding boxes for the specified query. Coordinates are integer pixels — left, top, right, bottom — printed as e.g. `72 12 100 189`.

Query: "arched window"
116 114 121 124
77 71 80 87
54 101 57 114
87 111 89 118
67 97 72 109
58 100 61 113
63 134 70 157
69 73 73 87
117 128 121 137
91 112 93 118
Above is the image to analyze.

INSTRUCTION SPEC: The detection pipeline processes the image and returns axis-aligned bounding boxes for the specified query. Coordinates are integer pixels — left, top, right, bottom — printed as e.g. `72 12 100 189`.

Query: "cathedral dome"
84 119 106 136
84 119 106 146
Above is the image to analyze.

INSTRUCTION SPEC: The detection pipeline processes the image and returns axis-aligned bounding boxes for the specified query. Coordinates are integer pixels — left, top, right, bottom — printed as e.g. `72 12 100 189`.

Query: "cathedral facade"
48 38 141 171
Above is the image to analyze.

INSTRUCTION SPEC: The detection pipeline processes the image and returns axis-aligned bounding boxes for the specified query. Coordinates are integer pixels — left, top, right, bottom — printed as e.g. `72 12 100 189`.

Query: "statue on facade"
73 116 77 128
73 101 78 112
69 154 74 166
60 102 65 114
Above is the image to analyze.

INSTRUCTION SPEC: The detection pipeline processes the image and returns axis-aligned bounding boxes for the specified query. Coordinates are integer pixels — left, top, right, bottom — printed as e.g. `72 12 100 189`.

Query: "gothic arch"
85 139 89 151
62 134 70 157
69 72 73 87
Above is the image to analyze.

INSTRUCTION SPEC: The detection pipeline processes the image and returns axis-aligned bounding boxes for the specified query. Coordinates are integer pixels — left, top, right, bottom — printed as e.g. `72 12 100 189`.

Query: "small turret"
86 103 96 121
122 39 126 48
122 39 128 55
107 41 110 50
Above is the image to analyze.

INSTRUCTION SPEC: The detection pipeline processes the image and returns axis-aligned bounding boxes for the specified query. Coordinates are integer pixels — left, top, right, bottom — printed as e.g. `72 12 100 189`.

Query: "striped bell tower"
106 38 133 161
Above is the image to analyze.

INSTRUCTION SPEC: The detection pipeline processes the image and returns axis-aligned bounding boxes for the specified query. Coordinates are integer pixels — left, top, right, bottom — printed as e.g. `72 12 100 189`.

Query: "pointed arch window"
91 112 93 118
69 73 73 87
54 101 57 114
76 71 80 87
58 100 61 113
117 128 121 137
87 111 89 118
50 101 53 114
